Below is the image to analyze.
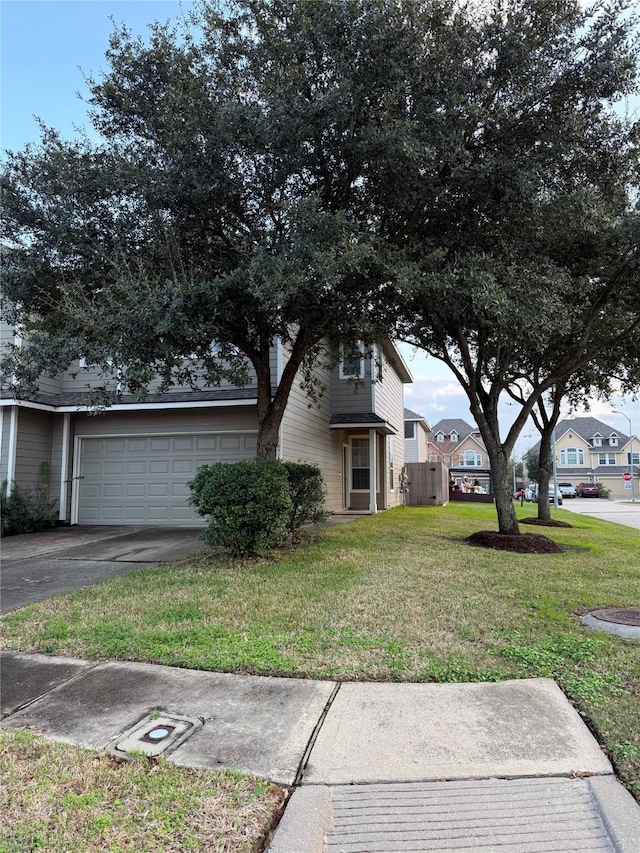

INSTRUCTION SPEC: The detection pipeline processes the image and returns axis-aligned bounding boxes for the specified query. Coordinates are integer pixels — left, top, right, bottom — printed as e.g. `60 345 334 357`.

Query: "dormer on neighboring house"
427 419 487 469
530 416 638 499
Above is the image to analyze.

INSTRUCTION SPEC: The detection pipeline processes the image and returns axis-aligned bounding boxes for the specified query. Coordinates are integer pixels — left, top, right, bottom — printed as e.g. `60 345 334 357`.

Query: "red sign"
623 472 632 482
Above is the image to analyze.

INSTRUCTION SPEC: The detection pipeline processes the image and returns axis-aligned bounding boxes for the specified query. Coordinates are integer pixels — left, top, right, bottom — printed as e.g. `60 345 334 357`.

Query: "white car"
558 482 577 498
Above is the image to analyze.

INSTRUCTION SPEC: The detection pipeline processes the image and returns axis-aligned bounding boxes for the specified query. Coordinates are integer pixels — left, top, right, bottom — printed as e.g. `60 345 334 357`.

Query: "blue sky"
1 0 638 445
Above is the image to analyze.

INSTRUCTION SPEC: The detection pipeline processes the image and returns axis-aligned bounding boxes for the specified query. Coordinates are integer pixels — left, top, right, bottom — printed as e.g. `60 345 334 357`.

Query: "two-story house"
403 408 431 463
537 416 639 500
427 418 491 490
1 334 412 525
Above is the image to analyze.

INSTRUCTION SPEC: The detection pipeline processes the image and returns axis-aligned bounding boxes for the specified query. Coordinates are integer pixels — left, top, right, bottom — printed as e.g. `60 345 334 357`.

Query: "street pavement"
562 498 640 530
1 652 639 852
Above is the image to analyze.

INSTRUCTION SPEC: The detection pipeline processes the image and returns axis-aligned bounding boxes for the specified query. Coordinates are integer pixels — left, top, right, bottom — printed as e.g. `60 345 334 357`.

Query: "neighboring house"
427 418 491 490
531 416 639 500
0 326 412 525
403 408 431 463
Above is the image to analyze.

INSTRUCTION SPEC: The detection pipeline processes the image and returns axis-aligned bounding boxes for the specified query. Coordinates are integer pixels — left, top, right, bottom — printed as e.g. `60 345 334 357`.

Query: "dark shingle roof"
529 417 632 453
1 387 258 407
330 412 398 434
429 418 478 442
555 417 630 447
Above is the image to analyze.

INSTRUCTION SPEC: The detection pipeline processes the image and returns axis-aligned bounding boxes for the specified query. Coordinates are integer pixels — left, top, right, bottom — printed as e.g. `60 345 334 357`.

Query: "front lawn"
2 503 639 796
0 728 283 853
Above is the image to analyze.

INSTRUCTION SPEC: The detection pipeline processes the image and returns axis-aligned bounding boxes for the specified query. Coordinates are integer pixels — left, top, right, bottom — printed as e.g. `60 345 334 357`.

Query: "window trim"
350 435 371 492
339 341 365 380
405 422 416 440
560 447 584 466
598 452 616 466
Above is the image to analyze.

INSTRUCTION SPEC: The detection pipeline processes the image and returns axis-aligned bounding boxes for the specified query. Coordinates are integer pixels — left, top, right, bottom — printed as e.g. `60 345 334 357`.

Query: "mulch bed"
520 517 573 528
466 530 565 553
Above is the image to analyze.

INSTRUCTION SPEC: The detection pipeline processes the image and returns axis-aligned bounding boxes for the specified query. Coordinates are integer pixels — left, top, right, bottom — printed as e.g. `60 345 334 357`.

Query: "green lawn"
2 502 639 798
0 728 283 853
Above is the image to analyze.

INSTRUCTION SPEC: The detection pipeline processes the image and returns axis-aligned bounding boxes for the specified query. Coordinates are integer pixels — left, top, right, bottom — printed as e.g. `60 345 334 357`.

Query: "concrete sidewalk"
1 651 639 851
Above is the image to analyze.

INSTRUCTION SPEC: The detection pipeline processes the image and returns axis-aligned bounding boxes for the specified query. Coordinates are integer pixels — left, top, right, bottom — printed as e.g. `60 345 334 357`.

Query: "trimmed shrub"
597 483 612 499
282 461 328 532
1 481 58 535
188 461 292 556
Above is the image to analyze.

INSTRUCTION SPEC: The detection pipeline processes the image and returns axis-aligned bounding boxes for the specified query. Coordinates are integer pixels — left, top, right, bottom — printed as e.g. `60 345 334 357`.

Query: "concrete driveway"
1 526 204 614
562 498 640 530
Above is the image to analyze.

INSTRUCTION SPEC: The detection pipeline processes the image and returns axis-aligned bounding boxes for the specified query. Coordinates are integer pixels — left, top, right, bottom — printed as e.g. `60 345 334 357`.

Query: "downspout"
70 434 81 525
276 337 283 460
6 407 18 496
58 413 71 521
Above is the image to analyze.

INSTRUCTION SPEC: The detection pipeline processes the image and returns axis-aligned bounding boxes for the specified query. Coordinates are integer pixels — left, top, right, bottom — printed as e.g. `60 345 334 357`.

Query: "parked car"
513 489 526 500
577 482 599 497
531 485 563 505
557 482 577 498
524 485 537 502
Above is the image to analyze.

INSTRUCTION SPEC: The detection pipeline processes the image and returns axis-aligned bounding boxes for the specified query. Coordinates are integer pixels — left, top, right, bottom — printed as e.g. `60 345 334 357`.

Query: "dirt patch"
466 530 565 554
520 517 573 528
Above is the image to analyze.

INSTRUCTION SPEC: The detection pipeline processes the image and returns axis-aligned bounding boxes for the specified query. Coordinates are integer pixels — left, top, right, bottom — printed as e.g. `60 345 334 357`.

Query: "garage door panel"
220 436 241 450
127 461 146 475
126 484 146 497
149 461 170 474
103 484 124 498
77 432 255 525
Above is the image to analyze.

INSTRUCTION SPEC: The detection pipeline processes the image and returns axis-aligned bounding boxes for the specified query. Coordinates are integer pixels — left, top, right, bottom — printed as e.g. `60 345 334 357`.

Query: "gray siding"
280 345 344 512
13 407 54 491
405 424 428 463
50 414 74 519
372 358 405 428
331 364 373 415
62 357 259 395
72 406 259 439
0 407 9 482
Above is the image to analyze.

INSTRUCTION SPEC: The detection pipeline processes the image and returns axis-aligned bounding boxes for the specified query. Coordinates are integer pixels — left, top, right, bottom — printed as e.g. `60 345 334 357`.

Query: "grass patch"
0 728 284 852
2 502 639 795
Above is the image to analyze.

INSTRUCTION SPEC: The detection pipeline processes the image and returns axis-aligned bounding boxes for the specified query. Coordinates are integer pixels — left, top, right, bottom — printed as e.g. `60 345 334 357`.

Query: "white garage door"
76 433 257 525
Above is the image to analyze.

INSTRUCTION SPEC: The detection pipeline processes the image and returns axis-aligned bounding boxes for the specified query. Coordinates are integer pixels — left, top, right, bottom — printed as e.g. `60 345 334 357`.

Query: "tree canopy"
2 0 638 518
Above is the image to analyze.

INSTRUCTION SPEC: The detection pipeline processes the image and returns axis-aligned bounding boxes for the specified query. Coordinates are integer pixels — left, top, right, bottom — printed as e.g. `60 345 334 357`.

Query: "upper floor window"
435 433 444 443
340 342 364 380
405 422 416 439
460 450 482 467
598 453 616 466
610 435 618 446
630 452 640 465
450 432 458 442
560 447 584 466
593 436 602 447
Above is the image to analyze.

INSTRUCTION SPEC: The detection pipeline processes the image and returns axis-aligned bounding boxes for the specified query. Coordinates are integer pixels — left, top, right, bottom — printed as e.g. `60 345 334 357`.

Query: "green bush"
188 461 292 556
282 461 328 532
598 483 612 499
1 481 57 535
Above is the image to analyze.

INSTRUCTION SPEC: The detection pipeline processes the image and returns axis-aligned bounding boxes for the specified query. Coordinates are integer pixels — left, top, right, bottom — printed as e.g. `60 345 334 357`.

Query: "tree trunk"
466 393 520 535
252 331 318 462
536 430 553 521
485 442 520 535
